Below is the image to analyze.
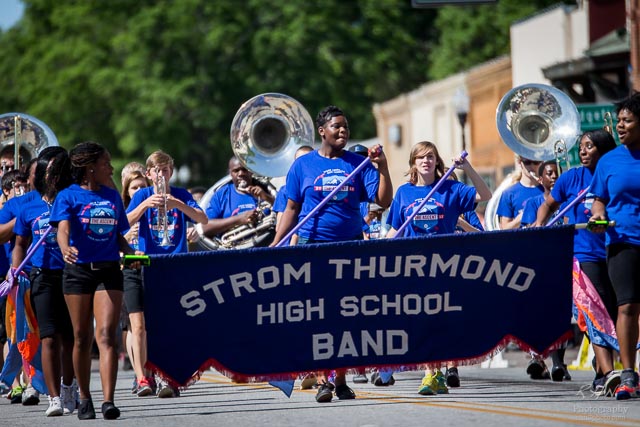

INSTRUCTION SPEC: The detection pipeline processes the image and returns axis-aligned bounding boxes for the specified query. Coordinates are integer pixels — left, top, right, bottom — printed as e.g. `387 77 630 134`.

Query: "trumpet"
155 166 174 247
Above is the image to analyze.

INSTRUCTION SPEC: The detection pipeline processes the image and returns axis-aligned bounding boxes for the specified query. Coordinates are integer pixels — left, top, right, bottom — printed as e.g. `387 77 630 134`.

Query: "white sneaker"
60 380 78 415
45 396 63 417
22 384 40 406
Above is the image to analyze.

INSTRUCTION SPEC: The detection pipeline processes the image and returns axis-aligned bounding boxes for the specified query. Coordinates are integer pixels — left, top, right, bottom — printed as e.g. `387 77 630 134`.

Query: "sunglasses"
522 159 542 166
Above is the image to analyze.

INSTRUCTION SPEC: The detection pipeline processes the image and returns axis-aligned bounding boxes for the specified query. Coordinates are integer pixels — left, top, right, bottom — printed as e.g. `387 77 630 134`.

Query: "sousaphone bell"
195 93 315 250
0 112 59 173
485 84 581 230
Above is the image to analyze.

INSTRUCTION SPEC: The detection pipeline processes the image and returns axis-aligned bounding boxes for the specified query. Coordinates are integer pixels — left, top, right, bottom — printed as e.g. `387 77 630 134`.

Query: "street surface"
2 349 639 427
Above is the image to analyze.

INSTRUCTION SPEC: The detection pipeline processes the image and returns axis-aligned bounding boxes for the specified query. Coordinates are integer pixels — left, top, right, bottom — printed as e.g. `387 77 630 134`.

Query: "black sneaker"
315 383 333 403
371 371 395 386
551 364 571 382
101 401 121 420
526 359 550 380
445 367 460 387
335 384 356 400
78 398 96 420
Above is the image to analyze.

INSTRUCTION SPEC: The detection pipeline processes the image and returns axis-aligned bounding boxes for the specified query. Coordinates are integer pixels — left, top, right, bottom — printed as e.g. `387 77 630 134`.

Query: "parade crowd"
0 92 639 419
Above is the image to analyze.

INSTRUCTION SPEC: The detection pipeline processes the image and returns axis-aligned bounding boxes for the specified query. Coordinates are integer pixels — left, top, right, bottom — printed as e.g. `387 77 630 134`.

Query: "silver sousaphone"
485 84 581 230
194 93 315 250
0 112 59 174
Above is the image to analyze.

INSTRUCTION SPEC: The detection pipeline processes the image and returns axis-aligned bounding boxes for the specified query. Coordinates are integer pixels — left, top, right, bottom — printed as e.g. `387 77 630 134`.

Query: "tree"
0 0 436 184
427 0 570 79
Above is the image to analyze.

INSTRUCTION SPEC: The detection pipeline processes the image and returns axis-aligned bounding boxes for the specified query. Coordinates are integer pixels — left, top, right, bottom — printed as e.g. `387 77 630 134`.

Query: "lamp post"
453 87 470 182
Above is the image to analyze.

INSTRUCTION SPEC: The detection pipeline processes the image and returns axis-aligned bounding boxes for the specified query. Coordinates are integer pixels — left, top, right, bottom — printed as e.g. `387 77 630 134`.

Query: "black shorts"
607 243 640 306
63 262 124 295
123 268 144 314
580 260 617 323
30 268 73 340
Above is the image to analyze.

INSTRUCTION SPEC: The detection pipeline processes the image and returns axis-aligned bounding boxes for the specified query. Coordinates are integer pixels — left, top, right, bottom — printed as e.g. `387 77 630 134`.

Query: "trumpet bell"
496 84 580 161
0 113 59 168
230 93 315 178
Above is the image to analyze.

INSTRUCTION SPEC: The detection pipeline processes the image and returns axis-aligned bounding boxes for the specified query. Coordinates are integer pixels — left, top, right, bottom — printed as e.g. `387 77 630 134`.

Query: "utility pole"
630 0 640 92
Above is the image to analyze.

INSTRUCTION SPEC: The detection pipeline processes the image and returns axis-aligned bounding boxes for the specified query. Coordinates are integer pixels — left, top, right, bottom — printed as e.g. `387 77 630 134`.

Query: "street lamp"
453 87 470 182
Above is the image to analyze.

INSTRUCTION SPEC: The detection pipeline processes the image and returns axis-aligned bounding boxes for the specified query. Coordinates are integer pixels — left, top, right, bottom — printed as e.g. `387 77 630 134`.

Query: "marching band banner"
143 226 575 386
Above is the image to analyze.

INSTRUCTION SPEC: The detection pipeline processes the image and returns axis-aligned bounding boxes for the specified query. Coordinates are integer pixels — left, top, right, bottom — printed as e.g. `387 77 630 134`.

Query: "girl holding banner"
534 129 618 392
590 93 640 400
270 105 393 403
386 140 491 395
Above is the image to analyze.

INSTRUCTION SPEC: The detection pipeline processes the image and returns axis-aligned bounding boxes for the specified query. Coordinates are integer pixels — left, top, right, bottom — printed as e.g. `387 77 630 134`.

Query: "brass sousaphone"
485 84 581 230
195 93 315 250
0 112 60 173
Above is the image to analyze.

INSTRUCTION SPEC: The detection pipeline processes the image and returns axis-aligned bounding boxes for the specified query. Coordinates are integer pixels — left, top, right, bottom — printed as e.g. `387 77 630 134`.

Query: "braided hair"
68 141 106 184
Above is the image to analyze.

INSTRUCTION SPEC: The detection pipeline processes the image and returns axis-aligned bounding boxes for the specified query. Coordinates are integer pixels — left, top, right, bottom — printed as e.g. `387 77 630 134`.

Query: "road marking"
198 372 638 427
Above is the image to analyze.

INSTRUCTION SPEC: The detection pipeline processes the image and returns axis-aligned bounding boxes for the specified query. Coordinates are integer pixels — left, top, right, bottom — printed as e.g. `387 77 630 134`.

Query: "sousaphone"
0 112 59 173
195 93 315 250
485 84 580 230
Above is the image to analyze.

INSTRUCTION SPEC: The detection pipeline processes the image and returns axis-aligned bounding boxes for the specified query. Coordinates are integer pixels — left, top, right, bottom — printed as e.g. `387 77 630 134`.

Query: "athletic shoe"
315 383 333 403
433 370 449 394
615 382 639 400
334 384 356 400
445 367 460 388
77 398 96 420
45 396 63 417
299 375 317 390
137 377 153 397
592 375 605 395
9 385 23 404
157 382 180 398
131 378 138 394
352 374 368 384
61 380 79 415
526 358 550 380
371 371 395 386
101 401 121 420
22 384 40 405
603 371 622 397
551 365 570 382
418 374 437 395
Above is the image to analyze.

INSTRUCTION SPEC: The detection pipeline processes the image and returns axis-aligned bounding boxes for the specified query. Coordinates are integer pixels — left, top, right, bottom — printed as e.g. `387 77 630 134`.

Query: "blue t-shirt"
388 180 476 236
50 184 129 263
590 145 640 246
127 186 200 254
521 194 545 227
456 211 484 232
285 150 379 241
205 182 258 220
14 197 64 270
496 182 544 220
551 167 605 262
0 191 40 275
272 187 288 214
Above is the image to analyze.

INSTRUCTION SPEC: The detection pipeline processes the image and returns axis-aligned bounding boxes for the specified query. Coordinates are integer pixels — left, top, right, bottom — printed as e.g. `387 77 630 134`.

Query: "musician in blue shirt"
127 150 207 255
496 156 544 229
201 156 274 241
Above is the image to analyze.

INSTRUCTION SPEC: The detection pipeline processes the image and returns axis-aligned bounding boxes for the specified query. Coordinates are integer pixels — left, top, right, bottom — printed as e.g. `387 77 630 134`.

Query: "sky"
0 0 24 30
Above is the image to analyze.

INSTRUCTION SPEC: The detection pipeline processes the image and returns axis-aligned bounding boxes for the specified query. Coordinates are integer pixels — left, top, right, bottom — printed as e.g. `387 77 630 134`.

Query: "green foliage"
0 0 563 186
428 0 570 80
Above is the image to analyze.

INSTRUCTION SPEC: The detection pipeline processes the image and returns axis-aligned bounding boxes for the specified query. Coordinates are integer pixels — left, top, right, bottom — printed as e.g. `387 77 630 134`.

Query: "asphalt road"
2 353 639 427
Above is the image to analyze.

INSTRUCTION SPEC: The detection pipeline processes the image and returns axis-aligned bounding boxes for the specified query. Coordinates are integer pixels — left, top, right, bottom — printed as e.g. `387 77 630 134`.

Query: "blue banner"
143 227 575 386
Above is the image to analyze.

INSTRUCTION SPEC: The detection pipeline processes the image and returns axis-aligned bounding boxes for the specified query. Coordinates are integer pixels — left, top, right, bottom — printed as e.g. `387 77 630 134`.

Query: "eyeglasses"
522 159 542 166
